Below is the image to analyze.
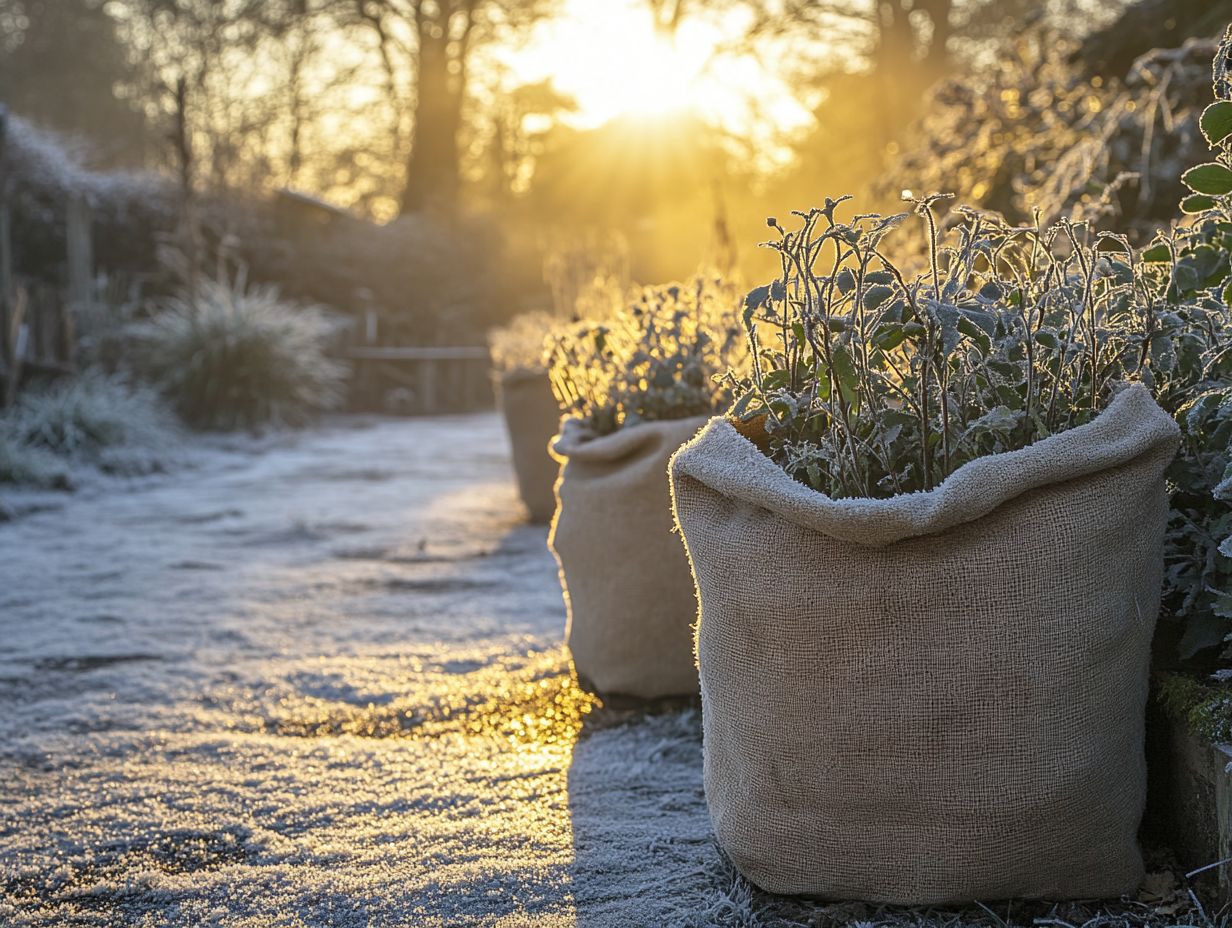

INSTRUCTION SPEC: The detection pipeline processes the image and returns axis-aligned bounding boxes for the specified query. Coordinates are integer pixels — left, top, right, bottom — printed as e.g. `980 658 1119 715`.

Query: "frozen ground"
0 413 757 928
0 414 1207 927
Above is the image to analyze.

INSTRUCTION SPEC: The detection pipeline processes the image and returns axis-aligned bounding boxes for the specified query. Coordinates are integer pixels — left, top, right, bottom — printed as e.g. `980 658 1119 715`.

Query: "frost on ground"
0 414 1209 927
0 414 737 928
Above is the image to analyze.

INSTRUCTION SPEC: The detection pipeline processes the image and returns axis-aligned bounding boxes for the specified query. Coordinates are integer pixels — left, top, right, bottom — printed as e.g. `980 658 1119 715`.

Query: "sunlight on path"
0 414 724 927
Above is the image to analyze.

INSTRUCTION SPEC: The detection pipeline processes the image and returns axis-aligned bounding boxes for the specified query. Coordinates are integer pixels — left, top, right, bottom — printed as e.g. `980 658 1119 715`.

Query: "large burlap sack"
496 368 561 524
669 383 1180 903
550 415 707 698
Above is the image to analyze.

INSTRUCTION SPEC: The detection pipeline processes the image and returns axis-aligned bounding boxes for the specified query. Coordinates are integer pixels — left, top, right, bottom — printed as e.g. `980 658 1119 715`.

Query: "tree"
106 0 400 214
0 0 151 167
477 78 575 203
352 0 553 217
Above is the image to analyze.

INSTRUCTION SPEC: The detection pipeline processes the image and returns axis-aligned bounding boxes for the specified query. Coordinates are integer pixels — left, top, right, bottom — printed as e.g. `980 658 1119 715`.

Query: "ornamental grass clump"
2 373 179 482
136 277 347 431
546 276 743 699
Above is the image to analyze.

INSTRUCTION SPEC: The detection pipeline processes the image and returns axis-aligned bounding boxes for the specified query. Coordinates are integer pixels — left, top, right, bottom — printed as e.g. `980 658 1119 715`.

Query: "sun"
607 29 705 118
506 0 729 127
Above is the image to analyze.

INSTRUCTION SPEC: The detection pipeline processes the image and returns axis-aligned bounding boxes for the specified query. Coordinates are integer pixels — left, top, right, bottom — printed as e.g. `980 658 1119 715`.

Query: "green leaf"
1214 592 1232 620
729 391 756 419
836 268 856 295
964 405 1021 437
862 284 894 310
1175 260 1201 294
1142 243 1172 263
956 316 991 353
1202 101 1232 145
1215 464 1232 502
977 281 1004 302
762 369 791 391
1182 162 1232 196
832 345 859 406
1178 610 1231 658
873 323 907 351
1033 331 1060 350
932 303 963 357
1182 194 1218 214
1150 333 1176 373
959 307 997 335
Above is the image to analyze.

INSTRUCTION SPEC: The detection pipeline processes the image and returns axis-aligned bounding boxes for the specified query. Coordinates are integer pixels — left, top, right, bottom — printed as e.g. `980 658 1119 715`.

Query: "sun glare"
505 0 808 134
610 30 704 118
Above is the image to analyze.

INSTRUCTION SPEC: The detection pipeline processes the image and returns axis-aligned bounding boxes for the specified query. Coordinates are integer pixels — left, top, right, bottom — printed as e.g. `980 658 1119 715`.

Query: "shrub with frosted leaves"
548 277 744 436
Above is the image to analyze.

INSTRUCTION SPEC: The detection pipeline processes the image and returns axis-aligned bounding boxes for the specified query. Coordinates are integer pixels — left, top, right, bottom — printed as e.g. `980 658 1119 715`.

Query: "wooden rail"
343 346 489 362
344 343 491 415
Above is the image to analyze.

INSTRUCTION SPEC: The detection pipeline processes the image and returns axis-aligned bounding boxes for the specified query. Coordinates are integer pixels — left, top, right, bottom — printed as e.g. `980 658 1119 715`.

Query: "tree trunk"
401 8 465 215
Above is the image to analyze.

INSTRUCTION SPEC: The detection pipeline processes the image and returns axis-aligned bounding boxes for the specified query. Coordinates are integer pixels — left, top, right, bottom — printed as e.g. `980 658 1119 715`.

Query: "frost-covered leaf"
1202 101 1232 145
964 405 1022 437
1183 163 1232 196
1183 194 1218 214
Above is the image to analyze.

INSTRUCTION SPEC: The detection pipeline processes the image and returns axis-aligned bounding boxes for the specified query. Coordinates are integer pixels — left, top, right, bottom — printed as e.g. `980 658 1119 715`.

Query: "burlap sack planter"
550 415 707 699
496 368 560 524
669 384 1181 904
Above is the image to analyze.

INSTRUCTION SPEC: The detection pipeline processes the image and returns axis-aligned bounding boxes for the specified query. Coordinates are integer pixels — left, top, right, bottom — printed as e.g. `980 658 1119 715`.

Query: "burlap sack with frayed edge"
496 369 561 524
669 383 1180 903
550 415 708 698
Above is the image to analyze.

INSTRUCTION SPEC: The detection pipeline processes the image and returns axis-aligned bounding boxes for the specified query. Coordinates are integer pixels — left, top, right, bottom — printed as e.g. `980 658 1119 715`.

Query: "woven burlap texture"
669 383 1180 903
550 415 707 698
497 368 561 524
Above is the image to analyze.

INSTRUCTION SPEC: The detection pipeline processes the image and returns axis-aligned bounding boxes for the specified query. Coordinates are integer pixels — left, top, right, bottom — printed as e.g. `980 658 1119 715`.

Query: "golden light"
506 0 810 135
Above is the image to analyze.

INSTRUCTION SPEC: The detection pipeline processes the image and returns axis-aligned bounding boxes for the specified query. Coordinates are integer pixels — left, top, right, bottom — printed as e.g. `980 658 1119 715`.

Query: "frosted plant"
0 433 72 489
732 196 1162 499
548 276 744 435
136 276 347 430
1143 25 1232 657
488 311 557 373
6 372 175 458
0 373 180 484
489 262 629 374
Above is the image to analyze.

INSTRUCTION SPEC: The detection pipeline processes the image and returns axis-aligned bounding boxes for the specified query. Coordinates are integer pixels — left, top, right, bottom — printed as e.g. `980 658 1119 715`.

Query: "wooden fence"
344 344 493 415
0 107 494 416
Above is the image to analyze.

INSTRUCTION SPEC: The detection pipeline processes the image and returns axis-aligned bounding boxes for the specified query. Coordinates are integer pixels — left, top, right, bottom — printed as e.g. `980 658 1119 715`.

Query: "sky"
501 0 813 135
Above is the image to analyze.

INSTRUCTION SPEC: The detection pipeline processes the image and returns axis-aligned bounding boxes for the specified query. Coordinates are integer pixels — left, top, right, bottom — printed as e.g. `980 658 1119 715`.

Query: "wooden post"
64 195 90 368
4 287 26 407
463 357 479 410
66 196 93 310
418 359 438 414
